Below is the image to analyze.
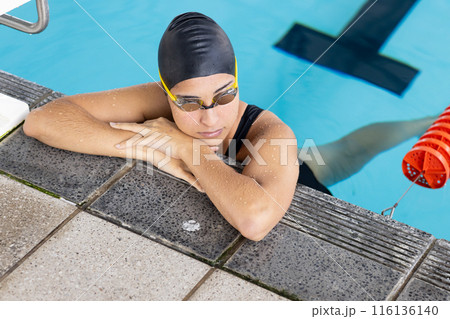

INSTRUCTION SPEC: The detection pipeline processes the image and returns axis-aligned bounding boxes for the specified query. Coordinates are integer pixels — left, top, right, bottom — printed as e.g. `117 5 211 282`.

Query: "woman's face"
168 73 240 147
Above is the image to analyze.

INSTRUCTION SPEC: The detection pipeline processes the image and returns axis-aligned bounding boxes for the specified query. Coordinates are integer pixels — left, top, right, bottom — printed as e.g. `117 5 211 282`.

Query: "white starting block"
0 0 31 16
0 93 30 138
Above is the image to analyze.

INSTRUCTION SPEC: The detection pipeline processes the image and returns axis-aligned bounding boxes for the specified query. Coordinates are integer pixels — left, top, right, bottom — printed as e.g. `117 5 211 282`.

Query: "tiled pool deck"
0 70 449 301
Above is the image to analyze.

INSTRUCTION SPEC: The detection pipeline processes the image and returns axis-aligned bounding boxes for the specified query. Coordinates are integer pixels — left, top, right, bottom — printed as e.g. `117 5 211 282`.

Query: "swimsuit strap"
224 104 264 157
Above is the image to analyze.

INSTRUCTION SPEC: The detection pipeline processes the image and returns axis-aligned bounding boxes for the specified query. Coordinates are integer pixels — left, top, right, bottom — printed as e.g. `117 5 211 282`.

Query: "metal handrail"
0 0 49 34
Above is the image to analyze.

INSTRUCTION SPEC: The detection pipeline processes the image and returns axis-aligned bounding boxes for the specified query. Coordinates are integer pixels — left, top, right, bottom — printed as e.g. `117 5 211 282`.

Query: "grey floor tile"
397 239 450 300
0 175 76 278
189 269 288 301
226 223 414 301
288 185 434 272
0 212 211 300
397 278 450 301
0 128 127 204
0 70 52 108
89 167 241 262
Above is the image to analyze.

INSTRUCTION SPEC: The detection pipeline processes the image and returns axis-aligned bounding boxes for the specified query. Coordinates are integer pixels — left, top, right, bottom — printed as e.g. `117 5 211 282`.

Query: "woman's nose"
199 107 219 127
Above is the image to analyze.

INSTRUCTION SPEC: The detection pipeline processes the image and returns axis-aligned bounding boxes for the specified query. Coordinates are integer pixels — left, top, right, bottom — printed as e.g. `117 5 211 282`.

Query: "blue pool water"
1 0 449 239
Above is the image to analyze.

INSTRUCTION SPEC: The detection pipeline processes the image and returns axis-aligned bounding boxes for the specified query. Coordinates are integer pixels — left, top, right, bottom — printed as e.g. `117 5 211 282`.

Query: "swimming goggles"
159 58 238 112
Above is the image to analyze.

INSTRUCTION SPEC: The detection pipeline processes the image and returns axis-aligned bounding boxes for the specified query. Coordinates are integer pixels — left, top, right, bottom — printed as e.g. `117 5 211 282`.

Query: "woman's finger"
118 133 172 156
135 132 162 148
115 128 156 150
181 172 204 192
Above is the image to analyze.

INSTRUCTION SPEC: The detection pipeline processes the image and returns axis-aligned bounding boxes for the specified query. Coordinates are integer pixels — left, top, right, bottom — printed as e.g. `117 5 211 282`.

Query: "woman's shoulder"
245 104 295 140
233 102 296 162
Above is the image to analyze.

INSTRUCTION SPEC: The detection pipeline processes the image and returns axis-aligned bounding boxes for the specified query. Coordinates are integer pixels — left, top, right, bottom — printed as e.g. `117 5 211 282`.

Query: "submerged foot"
416 114 440 137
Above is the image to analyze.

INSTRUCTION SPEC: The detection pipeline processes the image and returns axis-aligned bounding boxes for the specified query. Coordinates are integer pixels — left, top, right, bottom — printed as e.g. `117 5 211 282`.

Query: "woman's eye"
216 93 236 105
182 103 200 112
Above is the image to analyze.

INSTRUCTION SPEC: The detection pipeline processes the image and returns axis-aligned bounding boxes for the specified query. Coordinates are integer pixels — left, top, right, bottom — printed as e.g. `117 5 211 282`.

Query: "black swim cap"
158 12 235 90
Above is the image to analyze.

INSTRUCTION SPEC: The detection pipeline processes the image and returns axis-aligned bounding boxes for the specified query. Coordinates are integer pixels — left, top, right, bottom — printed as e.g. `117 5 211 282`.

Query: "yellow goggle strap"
233 57 238 89
159 70 177 102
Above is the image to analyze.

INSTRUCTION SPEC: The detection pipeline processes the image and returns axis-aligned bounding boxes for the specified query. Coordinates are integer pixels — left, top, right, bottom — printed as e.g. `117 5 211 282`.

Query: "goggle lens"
216 93 236 105
178 88 238 112
181 103 201 112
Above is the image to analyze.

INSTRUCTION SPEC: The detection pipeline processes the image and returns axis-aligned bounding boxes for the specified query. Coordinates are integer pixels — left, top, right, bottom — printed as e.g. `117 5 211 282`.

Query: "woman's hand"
110 118 204 192
111 118 191 159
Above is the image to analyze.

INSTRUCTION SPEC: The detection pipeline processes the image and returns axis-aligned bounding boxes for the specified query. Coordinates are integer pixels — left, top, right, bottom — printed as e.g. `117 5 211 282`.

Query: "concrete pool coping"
0 69 449 300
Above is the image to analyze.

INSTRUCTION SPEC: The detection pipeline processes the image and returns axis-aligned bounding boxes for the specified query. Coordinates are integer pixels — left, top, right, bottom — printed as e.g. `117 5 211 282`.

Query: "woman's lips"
198 128 223 138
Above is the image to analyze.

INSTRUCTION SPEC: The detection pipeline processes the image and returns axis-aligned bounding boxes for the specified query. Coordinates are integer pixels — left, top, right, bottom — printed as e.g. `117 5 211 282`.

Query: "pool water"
1 0 449 239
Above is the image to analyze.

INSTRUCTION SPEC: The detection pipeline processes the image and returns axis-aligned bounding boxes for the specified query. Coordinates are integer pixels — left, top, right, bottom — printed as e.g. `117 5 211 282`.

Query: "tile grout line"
215 236 248 267
29 90 54 109
0 207 82 284
79 161 135 210
182 268 217 301
385 237 437 300
181 236 250 301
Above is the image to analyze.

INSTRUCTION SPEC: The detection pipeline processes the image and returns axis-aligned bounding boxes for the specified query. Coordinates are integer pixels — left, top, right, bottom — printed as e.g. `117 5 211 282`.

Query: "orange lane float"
402 106 450 189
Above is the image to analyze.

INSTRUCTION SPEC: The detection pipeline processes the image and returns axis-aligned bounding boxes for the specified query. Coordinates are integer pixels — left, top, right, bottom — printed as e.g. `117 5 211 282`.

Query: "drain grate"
0 70 52 107
282 185 433 272
415 239 450 291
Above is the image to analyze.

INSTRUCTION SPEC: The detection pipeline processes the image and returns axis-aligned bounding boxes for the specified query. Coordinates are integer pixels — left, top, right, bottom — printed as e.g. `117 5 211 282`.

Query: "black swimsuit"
224 104 332 195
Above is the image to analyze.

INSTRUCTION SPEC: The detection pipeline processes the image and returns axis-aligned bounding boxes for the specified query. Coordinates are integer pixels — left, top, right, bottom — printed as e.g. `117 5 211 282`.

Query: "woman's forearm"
182 142 286 241
24 98 135 158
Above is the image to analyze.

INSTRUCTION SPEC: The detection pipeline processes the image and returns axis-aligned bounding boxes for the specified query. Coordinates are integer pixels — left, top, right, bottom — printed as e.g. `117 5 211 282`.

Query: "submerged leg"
299 115 438 187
